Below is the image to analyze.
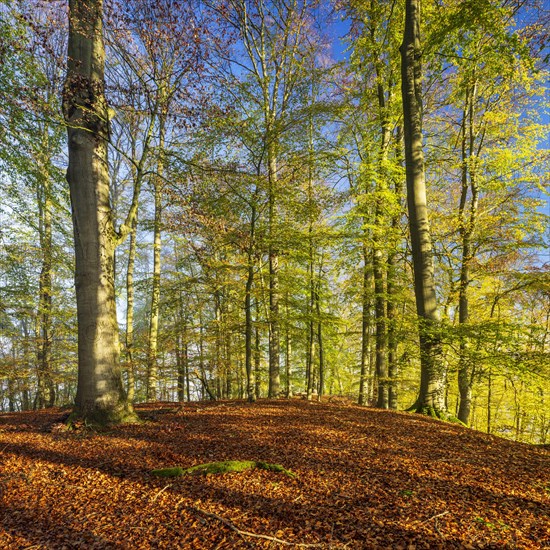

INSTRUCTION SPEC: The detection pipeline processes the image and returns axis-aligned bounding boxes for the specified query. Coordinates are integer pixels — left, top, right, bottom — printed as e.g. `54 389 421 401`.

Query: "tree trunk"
254 300 262 399
268 149 281 397
244 192 258 403
63 0 135 424
387 127 404 410
125 215 137 403
316 285 325 398
146 120 166 402
180 303 191 402
457 79 479 426
285 315 291 398
400 0 446 417
245 251 256 403
358 242 371 406
36 146 55 409
373 77 391 410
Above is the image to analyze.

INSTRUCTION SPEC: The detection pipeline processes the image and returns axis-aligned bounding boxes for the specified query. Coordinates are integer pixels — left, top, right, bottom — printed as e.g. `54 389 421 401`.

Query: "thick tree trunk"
401 0 446 417
63 0 135 424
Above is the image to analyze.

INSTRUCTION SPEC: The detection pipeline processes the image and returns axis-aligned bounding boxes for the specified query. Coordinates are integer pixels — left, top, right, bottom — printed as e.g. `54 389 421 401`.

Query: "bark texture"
63 0 135 424
400 0 446 416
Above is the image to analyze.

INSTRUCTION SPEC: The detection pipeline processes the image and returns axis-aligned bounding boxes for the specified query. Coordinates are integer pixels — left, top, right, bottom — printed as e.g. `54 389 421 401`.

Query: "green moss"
255 461 297 478
68 402 140 428
446 415 466 426
413 406 465 426
184 460 258 475
150 460 296 479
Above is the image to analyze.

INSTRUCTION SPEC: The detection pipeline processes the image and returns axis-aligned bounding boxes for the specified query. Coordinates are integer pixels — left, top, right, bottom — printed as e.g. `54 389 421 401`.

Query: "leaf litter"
0 399 548 549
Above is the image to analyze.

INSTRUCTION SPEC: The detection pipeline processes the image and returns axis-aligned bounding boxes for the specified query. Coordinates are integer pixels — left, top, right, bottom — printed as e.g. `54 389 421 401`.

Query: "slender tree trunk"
487 366 492 434
387 127 404 410
146 120 166 401
285 315 291 398
245 257 256 402
254 300 261 399
8 365 16 412
125 215 137 403
176 292 188 402
36 149 55 408
306 239 315 399
268 148 281 397
373 93 391 408
372 242 388 408
63 0 135 424
457 80 479 425
400 0 446 417
358 243 371 406
316 281 325 398
245 195 258 402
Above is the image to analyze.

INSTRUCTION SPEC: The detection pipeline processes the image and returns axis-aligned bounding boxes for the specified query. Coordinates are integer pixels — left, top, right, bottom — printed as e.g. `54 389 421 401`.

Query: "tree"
400 0 446 417
213 0 320 397
63 0 136 423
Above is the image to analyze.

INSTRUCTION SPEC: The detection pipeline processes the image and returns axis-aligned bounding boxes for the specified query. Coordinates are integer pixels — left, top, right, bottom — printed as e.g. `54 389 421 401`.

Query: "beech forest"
0 0 549 443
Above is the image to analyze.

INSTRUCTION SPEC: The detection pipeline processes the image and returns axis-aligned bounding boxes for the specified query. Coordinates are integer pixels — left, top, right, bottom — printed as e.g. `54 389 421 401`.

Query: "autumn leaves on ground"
0 400 548 549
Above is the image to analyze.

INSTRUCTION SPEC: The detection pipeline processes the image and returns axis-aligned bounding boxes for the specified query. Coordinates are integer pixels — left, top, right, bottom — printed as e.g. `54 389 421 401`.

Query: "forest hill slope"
0 399 548 549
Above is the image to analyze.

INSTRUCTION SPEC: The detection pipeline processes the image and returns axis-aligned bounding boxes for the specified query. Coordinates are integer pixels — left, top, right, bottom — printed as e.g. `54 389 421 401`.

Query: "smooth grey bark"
146 111 168 401
285 306 291 398
387 127 404 410
125 215 137 403
358 242 372 406
268 147 281 397
400 0 446 416
63 0 135 424
176 324 189 402
244 195 258 403
457 78 480 426
146 144 163 401
254 299 262 399
373 74 392 409
35 144 55 409
316 276 325 398
306 239 315 400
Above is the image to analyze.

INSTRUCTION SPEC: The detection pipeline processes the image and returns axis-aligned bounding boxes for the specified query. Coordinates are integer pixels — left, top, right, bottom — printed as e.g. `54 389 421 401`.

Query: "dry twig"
151 484 172 504
420 511 450 525
185 504 333 548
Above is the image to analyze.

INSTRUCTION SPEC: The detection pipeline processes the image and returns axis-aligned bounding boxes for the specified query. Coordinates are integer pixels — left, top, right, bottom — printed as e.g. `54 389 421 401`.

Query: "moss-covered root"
151 460 296 479
413 406 465 426
255 461 297 478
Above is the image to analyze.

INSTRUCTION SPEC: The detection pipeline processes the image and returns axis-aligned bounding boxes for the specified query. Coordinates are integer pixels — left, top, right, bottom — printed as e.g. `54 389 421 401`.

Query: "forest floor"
0 398 548 549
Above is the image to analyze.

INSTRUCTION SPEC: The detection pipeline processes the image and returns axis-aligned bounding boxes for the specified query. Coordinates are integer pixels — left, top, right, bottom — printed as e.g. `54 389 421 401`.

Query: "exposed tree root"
151 460 297 478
